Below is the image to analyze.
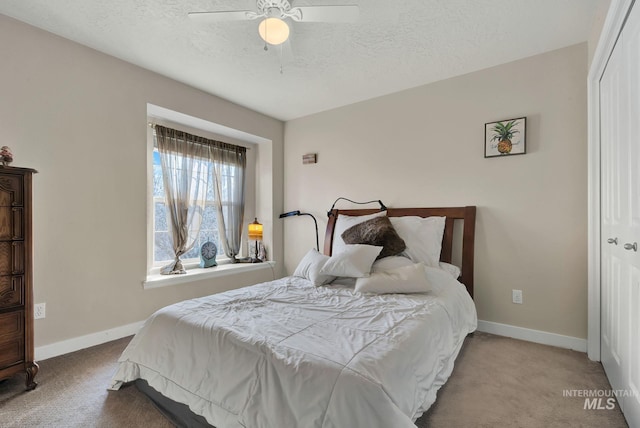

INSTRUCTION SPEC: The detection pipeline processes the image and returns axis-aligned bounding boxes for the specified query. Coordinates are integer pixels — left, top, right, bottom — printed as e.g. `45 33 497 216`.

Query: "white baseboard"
35 320 145 361
477 320 587 352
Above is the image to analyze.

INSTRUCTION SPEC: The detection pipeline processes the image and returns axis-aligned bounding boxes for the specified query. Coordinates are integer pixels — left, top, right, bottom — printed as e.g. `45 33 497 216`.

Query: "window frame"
146 117 257 276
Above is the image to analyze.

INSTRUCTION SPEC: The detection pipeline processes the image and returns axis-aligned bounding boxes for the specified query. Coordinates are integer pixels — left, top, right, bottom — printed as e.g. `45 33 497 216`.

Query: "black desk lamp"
326 197 387 217
279 210 319 251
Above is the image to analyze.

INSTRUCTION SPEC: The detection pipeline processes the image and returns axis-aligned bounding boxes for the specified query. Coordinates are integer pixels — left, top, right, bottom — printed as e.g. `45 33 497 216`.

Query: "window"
143 109 272 287
151 127 246 269
152 148 222 265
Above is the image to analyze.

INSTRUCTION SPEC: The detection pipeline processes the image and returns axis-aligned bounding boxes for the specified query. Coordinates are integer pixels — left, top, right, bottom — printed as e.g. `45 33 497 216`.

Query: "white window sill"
143 260 276 290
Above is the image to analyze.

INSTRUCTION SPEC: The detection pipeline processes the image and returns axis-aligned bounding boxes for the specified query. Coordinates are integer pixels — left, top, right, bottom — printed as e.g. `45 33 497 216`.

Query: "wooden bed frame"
324 206 477 298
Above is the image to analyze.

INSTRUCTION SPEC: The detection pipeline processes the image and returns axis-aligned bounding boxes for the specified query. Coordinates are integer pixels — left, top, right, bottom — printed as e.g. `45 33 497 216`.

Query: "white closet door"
601 2 640 426
622 3 640 425
600 35 628 405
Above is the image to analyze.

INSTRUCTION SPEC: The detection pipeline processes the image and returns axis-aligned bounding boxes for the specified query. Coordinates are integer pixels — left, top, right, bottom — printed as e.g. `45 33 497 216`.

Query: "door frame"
588 0 635 361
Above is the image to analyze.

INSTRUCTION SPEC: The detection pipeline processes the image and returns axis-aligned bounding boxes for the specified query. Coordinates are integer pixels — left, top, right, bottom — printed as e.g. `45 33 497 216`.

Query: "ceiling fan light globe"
258 17 289 45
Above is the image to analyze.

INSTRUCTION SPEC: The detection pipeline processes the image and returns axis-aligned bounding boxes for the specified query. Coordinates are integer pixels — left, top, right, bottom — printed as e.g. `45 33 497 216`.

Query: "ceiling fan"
188 0 359 46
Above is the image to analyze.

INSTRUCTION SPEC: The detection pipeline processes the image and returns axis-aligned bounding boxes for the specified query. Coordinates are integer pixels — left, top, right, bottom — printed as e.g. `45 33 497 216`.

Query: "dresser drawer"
0 310 24 340
0 206 23 240
0 336 24 368
0 175 24 207
0 276 24 309
0 242 24 276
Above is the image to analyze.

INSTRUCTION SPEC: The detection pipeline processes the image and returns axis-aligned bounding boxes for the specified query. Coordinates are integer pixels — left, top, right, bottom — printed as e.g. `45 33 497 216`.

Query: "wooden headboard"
324 206 477 298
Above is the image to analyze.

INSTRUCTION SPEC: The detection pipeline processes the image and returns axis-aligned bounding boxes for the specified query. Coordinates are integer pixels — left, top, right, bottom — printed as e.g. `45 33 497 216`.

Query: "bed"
110 206 477 428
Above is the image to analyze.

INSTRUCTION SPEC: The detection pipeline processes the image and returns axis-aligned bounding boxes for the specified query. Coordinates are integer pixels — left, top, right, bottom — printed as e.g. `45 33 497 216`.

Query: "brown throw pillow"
341 216 406 259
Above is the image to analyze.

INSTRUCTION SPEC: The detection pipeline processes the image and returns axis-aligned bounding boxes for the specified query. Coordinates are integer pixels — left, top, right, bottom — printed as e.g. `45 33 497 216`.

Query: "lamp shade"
258 17 290 45
248 218 263 241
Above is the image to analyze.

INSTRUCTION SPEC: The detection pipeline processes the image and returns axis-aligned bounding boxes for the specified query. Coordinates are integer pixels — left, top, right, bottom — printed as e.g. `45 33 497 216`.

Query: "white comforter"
110 267 477 428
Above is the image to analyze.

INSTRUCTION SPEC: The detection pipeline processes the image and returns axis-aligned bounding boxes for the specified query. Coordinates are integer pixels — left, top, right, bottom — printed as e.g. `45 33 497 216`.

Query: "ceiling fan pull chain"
264 22 269 51
280 44 284 74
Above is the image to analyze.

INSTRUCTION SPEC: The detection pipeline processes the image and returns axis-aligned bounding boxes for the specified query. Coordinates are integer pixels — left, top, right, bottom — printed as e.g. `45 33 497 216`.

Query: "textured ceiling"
1 0 602 121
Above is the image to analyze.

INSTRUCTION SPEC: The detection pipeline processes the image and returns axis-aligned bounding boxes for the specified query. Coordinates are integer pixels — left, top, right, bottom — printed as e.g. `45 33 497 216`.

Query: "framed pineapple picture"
484 117 526 158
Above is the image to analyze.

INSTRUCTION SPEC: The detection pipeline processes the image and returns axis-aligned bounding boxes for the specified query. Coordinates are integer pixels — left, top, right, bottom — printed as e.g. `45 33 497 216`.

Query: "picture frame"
484 117 526 158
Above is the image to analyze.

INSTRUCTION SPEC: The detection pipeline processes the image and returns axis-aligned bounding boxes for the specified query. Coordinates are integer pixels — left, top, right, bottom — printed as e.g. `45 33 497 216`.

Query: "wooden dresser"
0 166 37 390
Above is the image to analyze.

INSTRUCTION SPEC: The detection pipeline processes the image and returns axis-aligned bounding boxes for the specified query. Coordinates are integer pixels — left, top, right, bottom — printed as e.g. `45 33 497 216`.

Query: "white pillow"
372 255 414 273
320 244 383 278
293 249 336 286
424 264 459 295
355 263 432 294
390 216 446 267
331 211 386 255
439 262 461 280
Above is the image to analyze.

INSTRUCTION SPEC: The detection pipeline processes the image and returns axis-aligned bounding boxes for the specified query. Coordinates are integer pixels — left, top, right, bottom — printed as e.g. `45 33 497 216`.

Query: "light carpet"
0 332 628 427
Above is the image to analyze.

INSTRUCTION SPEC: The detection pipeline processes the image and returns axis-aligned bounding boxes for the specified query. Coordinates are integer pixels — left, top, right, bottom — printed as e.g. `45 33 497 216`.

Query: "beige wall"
284 43 588 339
0 10 591 347
588 0 613 67
0 15 284 347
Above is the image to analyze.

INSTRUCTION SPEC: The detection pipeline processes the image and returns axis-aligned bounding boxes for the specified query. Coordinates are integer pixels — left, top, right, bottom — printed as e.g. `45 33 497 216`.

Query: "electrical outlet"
34 303 46 319
512 290 523 304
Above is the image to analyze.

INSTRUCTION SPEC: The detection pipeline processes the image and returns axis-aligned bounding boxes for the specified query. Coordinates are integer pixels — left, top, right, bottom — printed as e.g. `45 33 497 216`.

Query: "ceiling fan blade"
188 10 256 22
291 5 359 23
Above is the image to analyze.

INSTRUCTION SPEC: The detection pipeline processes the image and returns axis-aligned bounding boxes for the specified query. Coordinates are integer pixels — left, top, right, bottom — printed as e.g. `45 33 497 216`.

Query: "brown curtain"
155 125 212 274
210 143 246 260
